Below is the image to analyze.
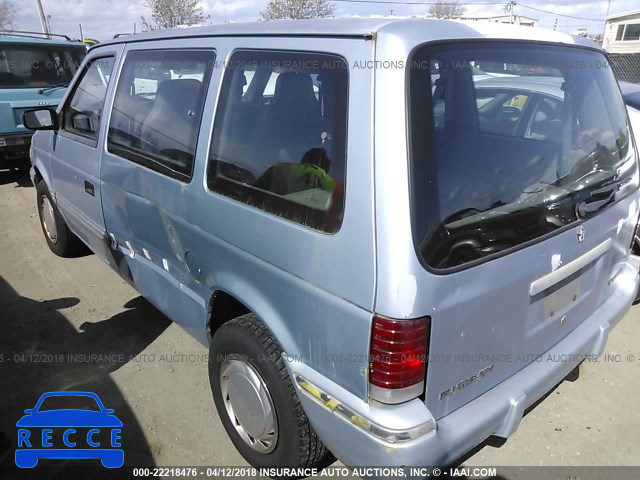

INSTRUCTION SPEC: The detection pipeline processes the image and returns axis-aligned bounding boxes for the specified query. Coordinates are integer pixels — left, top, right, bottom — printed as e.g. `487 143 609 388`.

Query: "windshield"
0 45 85 88
409 43 636 270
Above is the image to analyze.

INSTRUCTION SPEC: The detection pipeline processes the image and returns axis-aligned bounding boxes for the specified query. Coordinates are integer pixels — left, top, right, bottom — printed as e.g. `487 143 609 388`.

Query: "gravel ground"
0 166 638 479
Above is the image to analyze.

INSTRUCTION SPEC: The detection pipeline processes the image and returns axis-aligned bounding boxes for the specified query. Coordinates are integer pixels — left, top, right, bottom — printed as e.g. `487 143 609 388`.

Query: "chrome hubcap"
40 195 58 244
220 355 278 453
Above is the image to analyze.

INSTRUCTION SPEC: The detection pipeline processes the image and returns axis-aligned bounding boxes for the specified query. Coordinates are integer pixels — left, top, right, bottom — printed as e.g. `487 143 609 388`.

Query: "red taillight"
369 315 430 397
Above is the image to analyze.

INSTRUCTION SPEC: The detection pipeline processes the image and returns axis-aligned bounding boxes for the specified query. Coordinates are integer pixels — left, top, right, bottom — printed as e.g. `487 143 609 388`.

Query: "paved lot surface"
0 166 639 479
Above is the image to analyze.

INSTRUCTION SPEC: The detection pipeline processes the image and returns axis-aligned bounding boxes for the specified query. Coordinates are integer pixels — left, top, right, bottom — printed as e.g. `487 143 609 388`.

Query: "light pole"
36 0 50 38
504 1 516 25
602 0 612 49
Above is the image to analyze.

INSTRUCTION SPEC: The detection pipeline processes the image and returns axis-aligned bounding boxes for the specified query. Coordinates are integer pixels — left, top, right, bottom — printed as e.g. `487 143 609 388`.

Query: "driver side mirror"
23 108 58 131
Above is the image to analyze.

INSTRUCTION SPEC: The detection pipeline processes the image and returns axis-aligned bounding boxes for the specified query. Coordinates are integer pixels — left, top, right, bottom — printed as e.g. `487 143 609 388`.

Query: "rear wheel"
36 180 84 257
209 314 330 470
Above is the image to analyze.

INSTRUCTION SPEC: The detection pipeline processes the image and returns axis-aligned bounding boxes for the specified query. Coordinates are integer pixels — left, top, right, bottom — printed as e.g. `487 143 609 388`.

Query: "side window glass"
208 50 348 233
475 90 530 137
430 60 446 129
524 97 563 143
107 50 215 181
63 57 115 141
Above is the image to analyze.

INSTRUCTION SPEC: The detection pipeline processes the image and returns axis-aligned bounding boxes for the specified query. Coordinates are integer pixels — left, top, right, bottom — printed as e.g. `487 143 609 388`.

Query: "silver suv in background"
24 19 640 473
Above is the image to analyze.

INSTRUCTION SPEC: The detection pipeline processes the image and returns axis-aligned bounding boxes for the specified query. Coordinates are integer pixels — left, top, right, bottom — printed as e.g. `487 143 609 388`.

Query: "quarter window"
207 50 348 233
63 57 115 142
107 50 215 181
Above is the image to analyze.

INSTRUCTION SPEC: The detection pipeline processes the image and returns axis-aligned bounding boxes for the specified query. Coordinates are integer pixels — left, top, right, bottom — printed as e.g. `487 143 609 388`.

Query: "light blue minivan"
0 31 85 163
23 19 640 475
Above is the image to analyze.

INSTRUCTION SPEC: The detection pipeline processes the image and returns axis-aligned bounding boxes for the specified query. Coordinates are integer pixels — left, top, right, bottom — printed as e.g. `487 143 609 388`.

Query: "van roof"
0 33 86 48
95 18 598 50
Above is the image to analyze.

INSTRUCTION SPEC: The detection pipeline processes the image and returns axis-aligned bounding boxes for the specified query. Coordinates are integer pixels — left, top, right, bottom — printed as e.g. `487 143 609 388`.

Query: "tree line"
142 0 465 25
0 0 467 34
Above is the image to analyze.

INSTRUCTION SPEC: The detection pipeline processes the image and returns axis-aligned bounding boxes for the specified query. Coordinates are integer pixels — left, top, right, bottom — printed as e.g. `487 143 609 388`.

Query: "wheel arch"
32 158 53 196
206 279 297 358
32 165 43 185
207 289 251 340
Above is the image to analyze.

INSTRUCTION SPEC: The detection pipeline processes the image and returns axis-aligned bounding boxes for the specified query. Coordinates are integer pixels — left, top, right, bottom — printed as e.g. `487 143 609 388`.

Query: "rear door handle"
529 238 611 296
84 181 95 197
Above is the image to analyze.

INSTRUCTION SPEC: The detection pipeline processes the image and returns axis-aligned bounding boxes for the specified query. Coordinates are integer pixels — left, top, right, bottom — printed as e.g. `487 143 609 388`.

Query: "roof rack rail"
112 33 131 38
0 30 73 41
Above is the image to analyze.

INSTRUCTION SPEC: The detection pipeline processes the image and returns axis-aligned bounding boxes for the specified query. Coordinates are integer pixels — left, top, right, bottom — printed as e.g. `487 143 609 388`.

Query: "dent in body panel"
125 240 135 258
111 215 212 344
123 251 209 344
98 36 375 400
100 156 211 344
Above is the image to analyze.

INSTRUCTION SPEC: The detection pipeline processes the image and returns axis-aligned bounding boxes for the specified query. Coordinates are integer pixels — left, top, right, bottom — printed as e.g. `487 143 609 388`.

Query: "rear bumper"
289 260 638 470
0 133 32 161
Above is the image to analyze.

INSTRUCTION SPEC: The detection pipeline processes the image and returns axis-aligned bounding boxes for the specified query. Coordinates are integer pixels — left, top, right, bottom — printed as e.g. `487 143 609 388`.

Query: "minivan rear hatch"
407 42 639 419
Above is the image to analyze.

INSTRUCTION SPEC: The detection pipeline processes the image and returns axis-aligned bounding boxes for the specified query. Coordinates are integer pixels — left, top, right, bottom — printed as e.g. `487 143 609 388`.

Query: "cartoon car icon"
15 391 123 468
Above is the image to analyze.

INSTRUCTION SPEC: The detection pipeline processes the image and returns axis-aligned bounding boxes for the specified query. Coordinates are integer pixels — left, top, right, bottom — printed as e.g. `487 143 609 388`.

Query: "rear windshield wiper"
39 83 69 94
576 176 633 217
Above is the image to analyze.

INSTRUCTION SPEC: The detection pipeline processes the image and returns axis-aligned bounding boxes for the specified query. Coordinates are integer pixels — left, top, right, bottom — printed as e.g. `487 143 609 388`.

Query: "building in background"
461 15 539 27
603 9 640 53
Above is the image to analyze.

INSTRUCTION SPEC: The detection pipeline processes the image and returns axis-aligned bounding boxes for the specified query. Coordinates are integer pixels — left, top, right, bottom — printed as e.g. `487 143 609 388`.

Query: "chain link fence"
609 53 640 84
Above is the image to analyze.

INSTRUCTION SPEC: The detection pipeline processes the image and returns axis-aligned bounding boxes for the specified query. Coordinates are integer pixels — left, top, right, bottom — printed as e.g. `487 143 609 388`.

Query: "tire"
209 314 330 471
36 180 84 257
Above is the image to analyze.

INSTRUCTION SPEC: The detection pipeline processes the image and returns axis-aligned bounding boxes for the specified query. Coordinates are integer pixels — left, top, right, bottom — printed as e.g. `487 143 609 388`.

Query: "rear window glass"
207 50 348 233
0 45 85 88
409 43 635 270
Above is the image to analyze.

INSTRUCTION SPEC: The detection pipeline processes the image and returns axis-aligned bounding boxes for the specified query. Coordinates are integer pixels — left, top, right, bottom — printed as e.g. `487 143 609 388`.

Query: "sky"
11 0 640 41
